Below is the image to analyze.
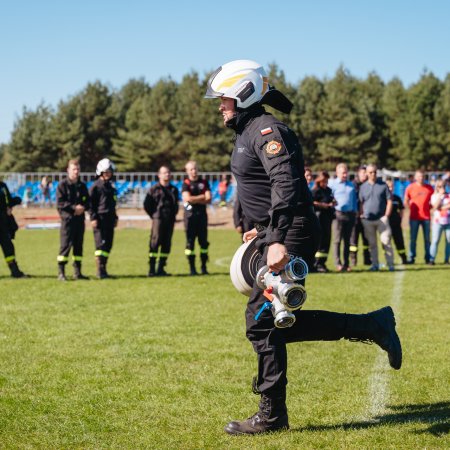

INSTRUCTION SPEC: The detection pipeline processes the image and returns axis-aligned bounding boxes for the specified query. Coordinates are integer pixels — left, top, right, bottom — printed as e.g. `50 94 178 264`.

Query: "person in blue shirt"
329 163 358 271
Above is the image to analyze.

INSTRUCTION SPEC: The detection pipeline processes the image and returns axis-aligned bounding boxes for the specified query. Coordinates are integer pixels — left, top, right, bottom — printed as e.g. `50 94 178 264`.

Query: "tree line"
1 65 449 172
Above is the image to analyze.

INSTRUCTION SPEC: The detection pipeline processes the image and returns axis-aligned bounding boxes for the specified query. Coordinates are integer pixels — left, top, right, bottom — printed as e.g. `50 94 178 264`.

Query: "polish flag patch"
260 127 273 136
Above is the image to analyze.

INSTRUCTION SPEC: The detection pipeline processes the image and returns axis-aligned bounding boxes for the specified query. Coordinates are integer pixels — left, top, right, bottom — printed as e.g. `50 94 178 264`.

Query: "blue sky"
1 0 449 144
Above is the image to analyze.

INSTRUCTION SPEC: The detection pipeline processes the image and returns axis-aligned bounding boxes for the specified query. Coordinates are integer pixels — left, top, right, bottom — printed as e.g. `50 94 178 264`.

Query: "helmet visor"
204 66 224 98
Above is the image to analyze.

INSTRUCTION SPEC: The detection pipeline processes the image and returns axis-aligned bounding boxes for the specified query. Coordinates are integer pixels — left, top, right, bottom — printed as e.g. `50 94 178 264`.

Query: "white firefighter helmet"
96 158 116 176
205 60 269 109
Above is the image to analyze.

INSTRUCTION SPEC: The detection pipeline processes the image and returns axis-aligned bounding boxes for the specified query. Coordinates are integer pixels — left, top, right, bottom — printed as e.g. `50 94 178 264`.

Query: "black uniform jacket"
312 186 335 219
0 181 20 237
0 181 12 214
56 178 90 220
143 182 179 220
89 178 118 221
390 193 404 222
181 178 211 215
230 106 312 245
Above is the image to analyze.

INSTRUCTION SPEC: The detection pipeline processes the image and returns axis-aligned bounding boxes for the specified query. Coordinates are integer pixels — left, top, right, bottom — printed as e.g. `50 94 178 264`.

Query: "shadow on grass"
107 272 229 279
310 266 450 275
292 401 449 437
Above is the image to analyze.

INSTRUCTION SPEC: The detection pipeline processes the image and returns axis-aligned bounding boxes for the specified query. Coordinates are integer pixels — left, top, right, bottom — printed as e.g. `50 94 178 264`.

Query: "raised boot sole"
370 306 402 370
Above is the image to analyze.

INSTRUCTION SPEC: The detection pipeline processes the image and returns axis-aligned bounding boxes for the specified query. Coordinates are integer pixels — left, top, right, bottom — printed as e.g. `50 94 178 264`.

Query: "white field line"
215 256 232 268
364 268 405 421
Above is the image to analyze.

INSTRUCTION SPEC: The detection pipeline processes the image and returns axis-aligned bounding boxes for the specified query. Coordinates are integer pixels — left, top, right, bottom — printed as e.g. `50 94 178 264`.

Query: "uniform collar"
226 104 266 133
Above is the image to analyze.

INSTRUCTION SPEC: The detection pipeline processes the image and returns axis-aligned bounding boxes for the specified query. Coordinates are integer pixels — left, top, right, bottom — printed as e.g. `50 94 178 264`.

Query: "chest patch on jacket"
265 140 282 155
260 127 273 136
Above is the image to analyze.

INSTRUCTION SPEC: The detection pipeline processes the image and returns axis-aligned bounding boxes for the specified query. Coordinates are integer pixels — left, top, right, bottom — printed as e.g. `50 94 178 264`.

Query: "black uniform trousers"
389 217 406 257
0 217 15 263
184 212 209 254
58 217 85 262
332 211 356 268
315 212 332 262
246 213 349 395
350 216 370 265
150 217 175 257
94 214 115 258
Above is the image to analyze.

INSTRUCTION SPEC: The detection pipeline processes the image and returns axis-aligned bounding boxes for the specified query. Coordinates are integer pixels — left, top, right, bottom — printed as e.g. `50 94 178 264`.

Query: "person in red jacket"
404 170 434 264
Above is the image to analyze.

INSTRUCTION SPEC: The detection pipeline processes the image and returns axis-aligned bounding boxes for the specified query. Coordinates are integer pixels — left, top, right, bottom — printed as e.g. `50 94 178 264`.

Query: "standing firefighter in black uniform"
350 166 371 267
182 161 211 275
386 178 408 264
144 165 179 276
0 180 26 277
205 59 403 435
312 171 336 272
89 158 118 279
56 159 90 280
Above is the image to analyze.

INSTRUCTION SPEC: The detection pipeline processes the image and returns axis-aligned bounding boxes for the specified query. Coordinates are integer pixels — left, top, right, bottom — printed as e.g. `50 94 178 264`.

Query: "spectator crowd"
307 165 450 272
1 160 449 279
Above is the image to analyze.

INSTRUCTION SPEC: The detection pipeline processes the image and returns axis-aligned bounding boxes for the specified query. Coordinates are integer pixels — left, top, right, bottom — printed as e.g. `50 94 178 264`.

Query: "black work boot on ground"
148 257 157 277
187 255 197 276
345 306 402 370
156 257 170 276
350 251 357 267
363 249 372 266
315 257 329 273
9 261 27 278
58 263 67 281
73 261 89 280
225 393 289 435
200 253 209 275
96 256 108 279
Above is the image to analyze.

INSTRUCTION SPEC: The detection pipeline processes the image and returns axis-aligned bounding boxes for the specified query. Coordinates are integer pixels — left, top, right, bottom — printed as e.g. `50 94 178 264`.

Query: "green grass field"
0 228 449 449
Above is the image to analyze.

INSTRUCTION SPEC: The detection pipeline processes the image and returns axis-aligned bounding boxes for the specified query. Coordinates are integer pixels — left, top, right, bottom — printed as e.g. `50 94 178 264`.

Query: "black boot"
344 306 402 370
350 251 357 267
363 247 371 266
225 392 289 435
96 256 108 279
315 257 329 273
400 253 408 265
73 261 89 280
156 257 170 276
58 263 67 281
200 253 209 275
9 261 27 278
188 255 197 276
148 257 157 277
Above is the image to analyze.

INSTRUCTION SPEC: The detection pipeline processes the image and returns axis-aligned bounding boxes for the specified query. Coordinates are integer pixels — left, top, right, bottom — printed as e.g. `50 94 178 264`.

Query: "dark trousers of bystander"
332 211 355 269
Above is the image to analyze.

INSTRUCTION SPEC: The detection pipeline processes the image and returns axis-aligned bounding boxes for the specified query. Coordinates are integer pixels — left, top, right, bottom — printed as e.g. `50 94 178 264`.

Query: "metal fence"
1 170 447 209
0 172 235 208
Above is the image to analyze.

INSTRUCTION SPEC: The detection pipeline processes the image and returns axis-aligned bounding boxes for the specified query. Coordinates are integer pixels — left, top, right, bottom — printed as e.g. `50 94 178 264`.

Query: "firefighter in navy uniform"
386 178 408 264
205 60 402 435
89 158 118 279
311 171 336 272
182 161 211 275
350 166 371 267
0 180 26 277
143 165 179 276
56 159 90 281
